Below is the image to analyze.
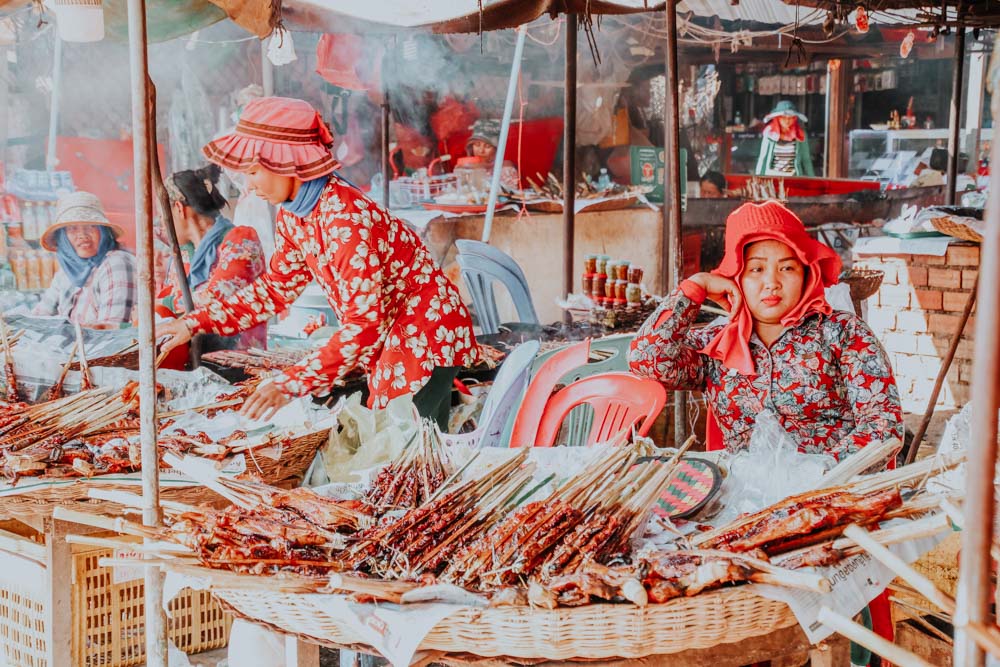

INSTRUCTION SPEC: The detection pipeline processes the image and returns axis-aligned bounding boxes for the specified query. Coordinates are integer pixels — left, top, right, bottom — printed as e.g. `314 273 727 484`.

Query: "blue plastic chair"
455 240 538 335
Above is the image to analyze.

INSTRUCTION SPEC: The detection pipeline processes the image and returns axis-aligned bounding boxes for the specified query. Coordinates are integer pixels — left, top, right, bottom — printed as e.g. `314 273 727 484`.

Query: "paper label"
112 548 144 584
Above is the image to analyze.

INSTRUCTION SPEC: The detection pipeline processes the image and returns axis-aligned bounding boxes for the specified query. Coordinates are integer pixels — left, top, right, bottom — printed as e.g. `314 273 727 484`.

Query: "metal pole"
381 90 390 211
483 24 527 244
905 275 977 464
126 0 166 665
562 13 577 321
664 0 687 443
261 37 274 96
823 60 832 179
946 26 966 206
953 79 1000 667
46 34 62 170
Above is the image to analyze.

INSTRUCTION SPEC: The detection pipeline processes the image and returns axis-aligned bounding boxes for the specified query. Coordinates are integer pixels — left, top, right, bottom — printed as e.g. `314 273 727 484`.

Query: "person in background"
33 191 136 328
466 119 519 190
755 101 815 177
699 171 727 198
159 164 267 351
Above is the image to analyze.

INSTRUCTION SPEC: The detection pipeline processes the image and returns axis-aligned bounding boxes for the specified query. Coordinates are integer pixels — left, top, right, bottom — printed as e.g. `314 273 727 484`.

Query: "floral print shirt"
184 177 480 407
628 281 902 461
159 226 267 350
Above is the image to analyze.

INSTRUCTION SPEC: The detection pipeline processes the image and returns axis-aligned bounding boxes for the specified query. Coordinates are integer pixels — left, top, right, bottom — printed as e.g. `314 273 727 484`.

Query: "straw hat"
40 191 123 252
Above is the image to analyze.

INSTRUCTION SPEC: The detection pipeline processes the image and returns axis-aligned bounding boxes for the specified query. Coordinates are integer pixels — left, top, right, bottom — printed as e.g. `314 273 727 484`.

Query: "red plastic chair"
509 340 591 447
531 372 667 447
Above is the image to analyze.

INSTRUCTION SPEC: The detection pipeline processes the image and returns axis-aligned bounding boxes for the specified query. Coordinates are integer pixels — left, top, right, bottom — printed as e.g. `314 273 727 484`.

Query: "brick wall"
853 244 978 413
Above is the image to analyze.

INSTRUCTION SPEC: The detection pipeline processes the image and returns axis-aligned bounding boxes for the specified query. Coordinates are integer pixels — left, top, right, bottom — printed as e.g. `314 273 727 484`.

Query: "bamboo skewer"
73 321 93 390
842 524 956 615
817 607 935 667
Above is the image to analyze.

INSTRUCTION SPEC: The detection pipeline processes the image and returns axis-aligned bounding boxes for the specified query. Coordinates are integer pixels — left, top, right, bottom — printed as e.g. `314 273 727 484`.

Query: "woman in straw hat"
628 200 901 461
159 96 479 424
33 191 136 328
158 164 266 351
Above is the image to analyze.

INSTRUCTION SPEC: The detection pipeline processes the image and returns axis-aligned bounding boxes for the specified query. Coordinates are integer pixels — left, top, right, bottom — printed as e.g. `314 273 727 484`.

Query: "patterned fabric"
33 249 136 326
768 141 798 175
184 177 480 406
628 283 903 461
160 226 267 350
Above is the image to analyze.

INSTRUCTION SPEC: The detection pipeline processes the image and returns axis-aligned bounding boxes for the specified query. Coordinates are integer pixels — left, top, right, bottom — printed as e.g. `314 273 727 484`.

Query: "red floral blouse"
159 226 267 350
628 281 903 461
184 177 480 407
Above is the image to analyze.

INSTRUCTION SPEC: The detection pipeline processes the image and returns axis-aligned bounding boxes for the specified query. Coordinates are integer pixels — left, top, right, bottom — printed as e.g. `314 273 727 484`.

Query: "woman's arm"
270 208 389 397
192 227 266 307
32 272 66 316
628 278 719 391
829 316 904 461
92 252 137 326
182 218 309 336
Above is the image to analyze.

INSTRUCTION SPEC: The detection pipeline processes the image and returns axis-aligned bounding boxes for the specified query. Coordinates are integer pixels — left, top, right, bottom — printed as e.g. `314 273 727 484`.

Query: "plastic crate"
0 523 231 667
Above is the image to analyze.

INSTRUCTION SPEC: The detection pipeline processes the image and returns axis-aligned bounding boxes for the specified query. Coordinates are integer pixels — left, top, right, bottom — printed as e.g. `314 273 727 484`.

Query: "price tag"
112 548 144 584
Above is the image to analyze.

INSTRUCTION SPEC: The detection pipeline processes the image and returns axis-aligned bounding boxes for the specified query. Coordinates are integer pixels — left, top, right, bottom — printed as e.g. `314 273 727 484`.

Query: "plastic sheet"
709 410 836 526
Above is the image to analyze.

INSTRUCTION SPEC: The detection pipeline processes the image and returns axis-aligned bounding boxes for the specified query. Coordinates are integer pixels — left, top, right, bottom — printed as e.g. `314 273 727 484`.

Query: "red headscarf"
700 200 842 375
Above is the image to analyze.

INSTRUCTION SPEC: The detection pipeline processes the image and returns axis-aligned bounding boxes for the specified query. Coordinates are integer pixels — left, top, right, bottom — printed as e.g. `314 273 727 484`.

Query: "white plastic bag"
226 619 285 667
711 410 836 525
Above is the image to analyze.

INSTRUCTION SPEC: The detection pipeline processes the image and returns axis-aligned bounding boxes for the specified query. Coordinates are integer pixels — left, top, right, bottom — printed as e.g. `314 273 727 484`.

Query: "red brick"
904 266 928 287
895 310 928 333
876 285 911 308
946 244 981 267
928 313 974 335
912 253 947 266
962 269 979 290
913 289 943 311
943 290 976 313
927 267 962 290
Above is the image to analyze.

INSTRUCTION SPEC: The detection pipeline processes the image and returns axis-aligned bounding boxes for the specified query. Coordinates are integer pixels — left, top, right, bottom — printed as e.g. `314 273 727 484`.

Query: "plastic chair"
438 340 540 449
455 240 538 334
532 372 667 447
527 334 636 445
509 340 591 447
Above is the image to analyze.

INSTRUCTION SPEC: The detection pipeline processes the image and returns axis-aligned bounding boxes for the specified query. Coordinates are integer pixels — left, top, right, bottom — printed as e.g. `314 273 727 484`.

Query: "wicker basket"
212 585 795 661
0 428 329 522
931 216 983 243
840 269 885 310
0 527 232 667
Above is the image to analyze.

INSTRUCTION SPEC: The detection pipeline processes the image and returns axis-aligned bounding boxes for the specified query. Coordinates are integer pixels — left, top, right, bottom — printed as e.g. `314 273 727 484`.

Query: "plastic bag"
710 410 836 526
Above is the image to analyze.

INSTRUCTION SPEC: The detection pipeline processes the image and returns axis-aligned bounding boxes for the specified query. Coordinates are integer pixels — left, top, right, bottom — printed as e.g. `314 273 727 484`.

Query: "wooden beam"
826 59 850 179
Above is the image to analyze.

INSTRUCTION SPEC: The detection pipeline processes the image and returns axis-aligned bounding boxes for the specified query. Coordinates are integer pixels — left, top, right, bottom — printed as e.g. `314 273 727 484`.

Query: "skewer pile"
364 424 450 514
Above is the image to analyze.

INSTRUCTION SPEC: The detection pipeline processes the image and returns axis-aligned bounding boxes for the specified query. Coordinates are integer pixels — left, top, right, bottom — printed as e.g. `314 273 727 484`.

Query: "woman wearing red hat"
158 97 479 424
628 200 902 461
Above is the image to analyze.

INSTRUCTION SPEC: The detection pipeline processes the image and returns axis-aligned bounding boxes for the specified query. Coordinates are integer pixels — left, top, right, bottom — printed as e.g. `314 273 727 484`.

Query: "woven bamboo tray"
211 585 795 661
0 428 328 521
931 216 983 243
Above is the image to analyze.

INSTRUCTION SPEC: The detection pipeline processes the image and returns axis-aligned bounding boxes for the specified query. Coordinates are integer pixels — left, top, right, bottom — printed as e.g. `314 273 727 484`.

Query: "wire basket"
841 268 885 304
931 216 983 243
393 174 458 201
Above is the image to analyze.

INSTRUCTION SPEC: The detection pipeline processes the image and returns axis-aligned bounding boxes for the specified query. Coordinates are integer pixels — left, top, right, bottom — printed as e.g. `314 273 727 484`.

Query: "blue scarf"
282 176 330 217
56 226 118 288
188 215 234 289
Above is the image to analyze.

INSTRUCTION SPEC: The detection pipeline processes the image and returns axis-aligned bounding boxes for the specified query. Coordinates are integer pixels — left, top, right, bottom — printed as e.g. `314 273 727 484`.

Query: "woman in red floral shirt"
628 200 902 461
159 97 479 424
158 164 266 351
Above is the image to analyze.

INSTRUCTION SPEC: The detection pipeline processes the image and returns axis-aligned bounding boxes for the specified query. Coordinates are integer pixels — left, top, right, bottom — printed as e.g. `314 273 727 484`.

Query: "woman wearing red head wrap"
159 97 479 425
628 200 901 461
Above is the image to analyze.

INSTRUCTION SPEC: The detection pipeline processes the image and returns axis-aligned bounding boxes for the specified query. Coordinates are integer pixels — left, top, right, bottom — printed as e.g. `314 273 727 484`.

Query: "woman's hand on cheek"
688 273 742 314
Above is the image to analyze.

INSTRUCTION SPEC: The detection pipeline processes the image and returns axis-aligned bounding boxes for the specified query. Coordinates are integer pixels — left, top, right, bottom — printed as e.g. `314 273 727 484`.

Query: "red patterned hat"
202 97 337 180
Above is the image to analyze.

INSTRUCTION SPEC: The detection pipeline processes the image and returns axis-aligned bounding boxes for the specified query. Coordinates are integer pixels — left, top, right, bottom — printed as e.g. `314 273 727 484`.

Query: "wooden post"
953 38 1000 665
285 636 320 667
826 59 850 179
125 0 166 665
46 34 62 171
562 13 577 322
946 26 966 206
44 518 72 666
663 0 687 443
